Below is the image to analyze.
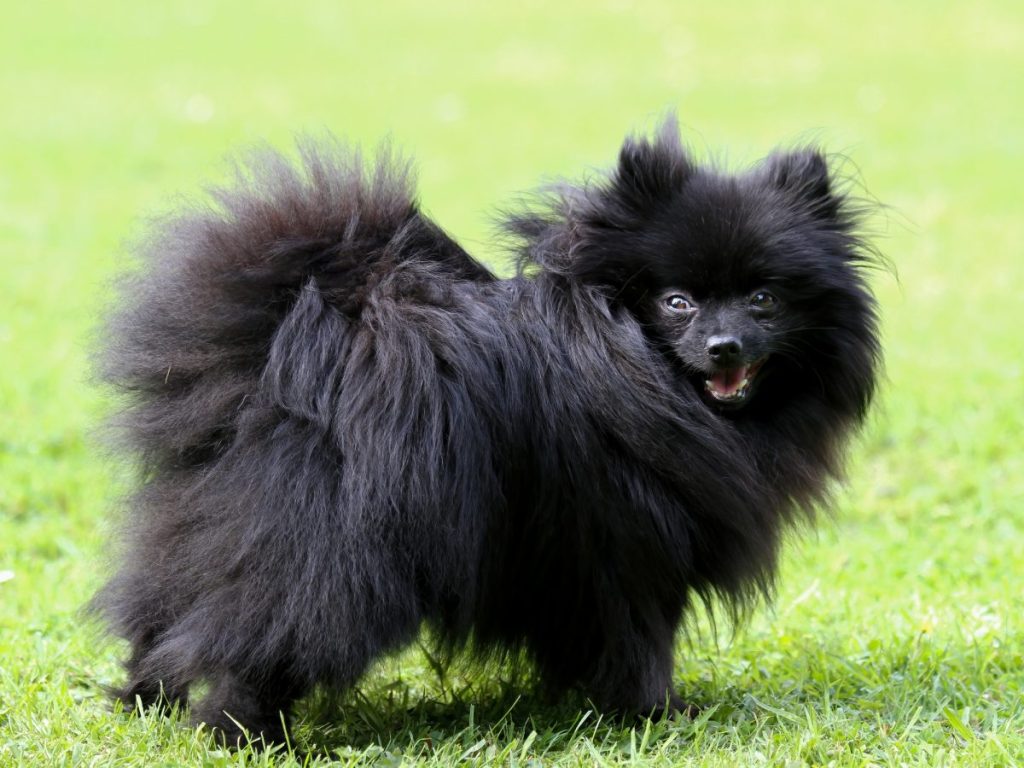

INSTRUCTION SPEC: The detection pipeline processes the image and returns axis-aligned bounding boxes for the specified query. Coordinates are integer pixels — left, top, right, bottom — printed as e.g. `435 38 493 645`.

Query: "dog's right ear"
611 115 694 210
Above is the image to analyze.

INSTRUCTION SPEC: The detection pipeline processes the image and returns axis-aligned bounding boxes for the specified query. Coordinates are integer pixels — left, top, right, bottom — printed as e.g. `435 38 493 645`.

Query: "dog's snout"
707 335 743 364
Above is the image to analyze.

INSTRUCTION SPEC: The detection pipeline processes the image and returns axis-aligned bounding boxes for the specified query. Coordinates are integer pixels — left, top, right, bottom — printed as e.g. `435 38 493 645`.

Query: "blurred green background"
1 1 1022 765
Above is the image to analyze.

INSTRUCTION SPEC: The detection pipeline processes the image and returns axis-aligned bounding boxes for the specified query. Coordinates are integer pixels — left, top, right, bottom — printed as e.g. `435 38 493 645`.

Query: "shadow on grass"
272 630 1023 761
93 629 1022 762
291 669 619 759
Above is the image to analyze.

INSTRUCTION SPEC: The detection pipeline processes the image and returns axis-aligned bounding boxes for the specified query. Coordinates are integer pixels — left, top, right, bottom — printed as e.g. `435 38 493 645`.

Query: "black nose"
707 335 743 364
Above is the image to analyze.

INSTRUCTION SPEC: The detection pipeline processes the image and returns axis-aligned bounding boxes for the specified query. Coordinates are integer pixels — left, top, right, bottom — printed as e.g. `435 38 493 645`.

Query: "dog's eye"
665 295 695 312
750 291 777 309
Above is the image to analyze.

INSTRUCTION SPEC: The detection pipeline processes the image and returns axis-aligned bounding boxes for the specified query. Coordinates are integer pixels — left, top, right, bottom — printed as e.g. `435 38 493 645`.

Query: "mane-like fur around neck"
93 119 881 744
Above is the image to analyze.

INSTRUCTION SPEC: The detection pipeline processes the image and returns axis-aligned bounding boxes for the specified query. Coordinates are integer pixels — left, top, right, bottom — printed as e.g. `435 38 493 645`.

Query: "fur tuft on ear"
504 116 693 278
762 149 839 219
612 114 693 206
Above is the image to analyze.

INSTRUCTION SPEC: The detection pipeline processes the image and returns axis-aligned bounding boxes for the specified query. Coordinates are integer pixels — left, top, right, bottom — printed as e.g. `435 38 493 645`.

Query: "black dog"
93 117 881 745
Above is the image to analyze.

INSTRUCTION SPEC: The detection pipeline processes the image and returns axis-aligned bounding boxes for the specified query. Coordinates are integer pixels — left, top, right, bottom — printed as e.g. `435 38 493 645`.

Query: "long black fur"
93 119 881 745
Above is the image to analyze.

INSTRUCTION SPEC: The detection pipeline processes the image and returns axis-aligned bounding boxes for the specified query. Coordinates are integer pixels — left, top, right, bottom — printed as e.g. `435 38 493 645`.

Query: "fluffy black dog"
94 117 880 745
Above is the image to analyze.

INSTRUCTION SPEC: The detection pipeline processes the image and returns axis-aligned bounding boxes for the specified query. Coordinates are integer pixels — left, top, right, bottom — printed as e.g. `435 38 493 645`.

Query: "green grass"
2 0 1022 765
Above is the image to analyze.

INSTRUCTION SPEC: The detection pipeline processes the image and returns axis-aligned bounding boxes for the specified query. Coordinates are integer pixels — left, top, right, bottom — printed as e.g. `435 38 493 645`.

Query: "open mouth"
704 358 767 405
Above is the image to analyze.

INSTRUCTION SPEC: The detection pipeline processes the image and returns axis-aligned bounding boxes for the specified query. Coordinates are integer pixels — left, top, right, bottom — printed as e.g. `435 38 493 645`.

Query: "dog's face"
626 167 864 413
648 286 781 408
623 152 880 416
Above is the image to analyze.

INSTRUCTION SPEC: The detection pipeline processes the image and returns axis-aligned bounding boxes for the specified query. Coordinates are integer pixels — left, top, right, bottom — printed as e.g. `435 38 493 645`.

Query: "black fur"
93 119 881 745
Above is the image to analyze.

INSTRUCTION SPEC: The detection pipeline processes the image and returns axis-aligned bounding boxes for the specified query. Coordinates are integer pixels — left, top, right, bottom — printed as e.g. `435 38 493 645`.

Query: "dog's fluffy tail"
98 138 492 470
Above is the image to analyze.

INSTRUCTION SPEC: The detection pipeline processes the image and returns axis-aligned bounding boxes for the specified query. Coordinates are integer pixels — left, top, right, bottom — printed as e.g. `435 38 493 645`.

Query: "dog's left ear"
762 149 840 220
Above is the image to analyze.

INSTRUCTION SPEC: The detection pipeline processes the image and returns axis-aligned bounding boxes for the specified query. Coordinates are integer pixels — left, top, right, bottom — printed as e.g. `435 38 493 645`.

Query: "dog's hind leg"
115 631 190 714
191 667 306 749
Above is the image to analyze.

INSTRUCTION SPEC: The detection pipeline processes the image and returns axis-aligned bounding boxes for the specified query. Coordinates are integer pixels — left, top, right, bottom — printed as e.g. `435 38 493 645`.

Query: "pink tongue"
710 366 748 395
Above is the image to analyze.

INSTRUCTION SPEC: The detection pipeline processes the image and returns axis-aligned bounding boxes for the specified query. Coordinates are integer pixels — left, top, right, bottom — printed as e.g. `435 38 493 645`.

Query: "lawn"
1 1 1022 765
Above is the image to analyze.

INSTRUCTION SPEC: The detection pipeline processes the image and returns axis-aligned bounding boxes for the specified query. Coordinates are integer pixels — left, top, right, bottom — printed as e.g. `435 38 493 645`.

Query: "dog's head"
510 117 881 415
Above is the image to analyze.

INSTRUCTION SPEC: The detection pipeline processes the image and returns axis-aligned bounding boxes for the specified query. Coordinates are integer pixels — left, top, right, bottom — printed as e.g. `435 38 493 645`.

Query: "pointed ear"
763 149 839 219
612 116 693 207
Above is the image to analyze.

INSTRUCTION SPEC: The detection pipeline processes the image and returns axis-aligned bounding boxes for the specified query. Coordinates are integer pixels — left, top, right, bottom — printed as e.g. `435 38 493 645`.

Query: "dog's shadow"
276 628 1015 761
278 647 728 761
289 670 615 758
